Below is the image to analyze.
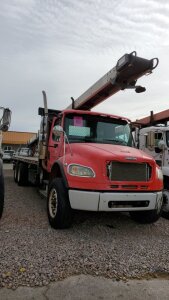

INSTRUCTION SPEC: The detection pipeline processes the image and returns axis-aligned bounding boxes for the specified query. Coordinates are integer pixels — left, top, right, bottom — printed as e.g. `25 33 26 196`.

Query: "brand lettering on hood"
125 156 137 161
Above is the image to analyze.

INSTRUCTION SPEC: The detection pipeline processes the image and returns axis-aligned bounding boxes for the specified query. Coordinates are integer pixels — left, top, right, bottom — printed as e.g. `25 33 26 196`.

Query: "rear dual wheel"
14 162 28 186
14 163 18 183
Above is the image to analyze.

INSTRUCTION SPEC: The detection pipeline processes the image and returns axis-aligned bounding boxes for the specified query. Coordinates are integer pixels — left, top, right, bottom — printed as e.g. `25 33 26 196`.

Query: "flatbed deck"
13 155 39 165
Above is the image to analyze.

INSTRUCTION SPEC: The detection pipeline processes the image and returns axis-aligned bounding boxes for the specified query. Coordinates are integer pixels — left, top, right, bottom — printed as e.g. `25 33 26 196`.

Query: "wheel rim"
49 188 58 218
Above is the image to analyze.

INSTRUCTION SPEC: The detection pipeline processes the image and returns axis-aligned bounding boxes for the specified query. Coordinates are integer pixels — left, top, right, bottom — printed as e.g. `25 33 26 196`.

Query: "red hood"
69 143 154 163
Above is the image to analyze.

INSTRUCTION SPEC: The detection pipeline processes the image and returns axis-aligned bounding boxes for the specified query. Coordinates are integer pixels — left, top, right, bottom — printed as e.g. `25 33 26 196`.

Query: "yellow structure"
2 131 36 151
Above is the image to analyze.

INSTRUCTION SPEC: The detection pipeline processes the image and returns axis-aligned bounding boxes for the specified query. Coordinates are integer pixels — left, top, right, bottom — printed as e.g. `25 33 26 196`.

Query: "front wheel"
47 178 72 229
162 190 169 219
130 209 162 224
130 194 163 224
0 174 4 219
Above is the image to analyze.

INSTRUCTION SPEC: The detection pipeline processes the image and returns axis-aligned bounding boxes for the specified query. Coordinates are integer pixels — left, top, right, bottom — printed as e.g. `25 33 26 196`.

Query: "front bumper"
69 190 163 212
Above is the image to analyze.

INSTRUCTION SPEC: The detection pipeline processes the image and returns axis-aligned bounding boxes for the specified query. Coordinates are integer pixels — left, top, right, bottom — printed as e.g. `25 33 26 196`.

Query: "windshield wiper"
103 139 128 145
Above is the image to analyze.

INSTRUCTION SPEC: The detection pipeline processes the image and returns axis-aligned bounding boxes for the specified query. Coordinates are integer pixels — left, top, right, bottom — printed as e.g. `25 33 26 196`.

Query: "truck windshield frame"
64 113 133 147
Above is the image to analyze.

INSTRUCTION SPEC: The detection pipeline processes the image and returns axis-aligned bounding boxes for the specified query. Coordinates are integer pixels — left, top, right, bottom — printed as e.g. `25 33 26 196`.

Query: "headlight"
156 167 163 181
68 164 95 177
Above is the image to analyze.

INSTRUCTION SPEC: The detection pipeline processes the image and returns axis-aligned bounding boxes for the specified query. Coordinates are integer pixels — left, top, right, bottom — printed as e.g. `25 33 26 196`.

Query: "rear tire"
17 163 28 186
0 173 4 219
47 178 72 229
14 162 18 183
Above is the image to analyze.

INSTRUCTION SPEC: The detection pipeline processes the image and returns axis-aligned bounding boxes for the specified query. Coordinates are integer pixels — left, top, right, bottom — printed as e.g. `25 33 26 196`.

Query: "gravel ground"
0 167 169 289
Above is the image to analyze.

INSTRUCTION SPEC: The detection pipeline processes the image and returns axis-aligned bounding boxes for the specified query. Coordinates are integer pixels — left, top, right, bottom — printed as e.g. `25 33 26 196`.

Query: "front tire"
47 178 72 229
0 174 4 219
130 209 162 224
162 191 169 219
130 193 163 224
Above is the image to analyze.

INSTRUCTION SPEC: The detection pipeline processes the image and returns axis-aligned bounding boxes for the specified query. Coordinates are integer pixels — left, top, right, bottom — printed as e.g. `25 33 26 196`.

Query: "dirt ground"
1 164 169 299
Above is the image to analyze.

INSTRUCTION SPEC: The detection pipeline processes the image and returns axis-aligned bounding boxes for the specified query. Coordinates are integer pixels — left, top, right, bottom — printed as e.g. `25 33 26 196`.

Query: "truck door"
47 117 62 172
153 132 164 166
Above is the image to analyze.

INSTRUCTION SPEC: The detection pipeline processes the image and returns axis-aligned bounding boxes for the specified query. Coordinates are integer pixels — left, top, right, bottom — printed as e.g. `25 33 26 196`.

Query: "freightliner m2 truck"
13 51 163 228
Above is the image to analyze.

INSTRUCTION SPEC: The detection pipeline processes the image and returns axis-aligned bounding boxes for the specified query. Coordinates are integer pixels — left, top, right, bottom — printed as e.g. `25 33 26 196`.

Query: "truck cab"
37 108 163 228
137 126 167 165
47 110 134 172
136 125 169 215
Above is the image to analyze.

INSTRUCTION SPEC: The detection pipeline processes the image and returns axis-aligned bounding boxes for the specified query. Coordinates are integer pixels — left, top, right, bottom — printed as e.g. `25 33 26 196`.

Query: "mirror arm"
41 143 58 148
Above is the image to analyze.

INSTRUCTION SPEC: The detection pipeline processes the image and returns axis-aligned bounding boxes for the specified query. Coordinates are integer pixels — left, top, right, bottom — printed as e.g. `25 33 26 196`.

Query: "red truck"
13 51 163 229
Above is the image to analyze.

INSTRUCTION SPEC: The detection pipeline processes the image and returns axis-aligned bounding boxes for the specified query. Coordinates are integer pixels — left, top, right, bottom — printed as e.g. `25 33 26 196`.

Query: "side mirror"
53 125 64 138
158 140 165 150
147 131 155 150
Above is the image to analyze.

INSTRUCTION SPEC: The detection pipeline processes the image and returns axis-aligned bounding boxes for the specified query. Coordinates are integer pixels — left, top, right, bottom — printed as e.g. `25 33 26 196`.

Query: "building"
2 131 37 152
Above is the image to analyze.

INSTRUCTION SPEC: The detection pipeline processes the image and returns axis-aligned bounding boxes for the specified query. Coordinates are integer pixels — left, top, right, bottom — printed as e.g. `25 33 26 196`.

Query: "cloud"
0 0 169 131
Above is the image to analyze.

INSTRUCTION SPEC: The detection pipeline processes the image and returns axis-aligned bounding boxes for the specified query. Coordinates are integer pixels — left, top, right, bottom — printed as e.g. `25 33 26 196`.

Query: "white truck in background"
133 109 169 218
0 107 11 218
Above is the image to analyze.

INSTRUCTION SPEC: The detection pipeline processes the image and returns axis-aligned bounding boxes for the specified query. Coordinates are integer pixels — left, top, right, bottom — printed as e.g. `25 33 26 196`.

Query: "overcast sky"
1 0 169 132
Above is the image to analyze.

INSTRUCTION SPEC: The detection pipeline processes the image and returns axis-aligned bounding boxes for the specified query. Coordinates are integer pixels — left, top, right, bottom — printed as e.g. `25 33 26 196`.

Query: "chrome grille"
107 162 151 182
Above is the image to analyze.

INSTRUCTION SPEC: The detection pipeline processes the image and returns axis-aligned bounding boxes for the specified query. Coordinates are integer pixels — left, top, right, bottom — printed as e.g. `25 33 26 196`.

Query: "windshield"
64 114 133 146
